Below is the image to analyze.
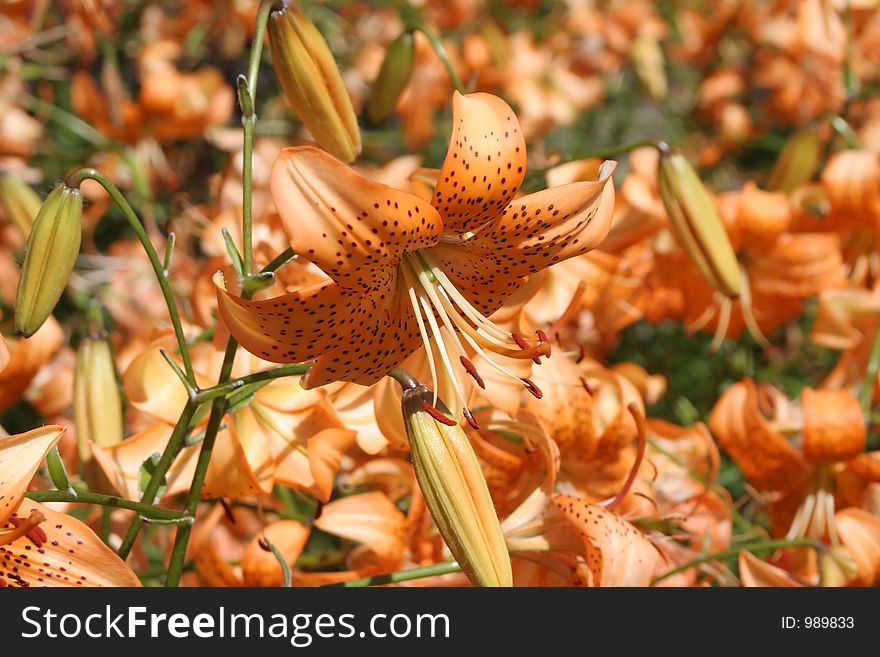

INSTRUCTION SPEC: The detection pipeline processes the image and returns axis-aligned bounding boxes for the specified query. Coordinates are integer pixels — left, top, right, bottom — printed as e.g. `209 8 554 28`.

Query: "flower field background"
1 0 880 588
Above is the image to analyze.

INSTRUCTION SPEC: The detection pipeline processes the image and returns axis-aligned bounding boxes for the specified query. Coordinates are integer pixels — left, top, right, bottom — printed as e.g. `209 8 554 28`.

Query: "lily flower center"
400 250 550 428
785 464 839 547
0 510 47 548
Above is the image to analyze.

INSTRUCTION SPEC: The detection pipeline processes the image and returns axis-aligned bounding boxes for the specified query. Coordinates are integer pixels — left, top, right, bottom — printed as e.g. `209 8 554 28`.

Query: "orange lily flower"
216 91 616 423
1 426 140 587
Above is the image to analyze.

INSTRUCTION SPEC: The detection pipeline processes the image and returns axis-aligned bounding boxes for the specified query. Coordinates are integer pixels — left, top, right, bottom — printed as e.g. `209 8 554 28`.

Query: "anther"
220 497 236 524
459 356 485 389
6 511 47 548
512 332 543 364
463 408 481 430
521 378 543 399
422 400 458 426
575 345 586 364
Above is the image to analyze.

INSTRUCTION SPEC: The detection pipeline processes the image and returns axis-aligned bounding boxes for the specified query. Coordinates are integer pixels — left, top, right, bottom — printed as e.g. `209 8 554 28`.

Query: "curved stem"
25 490 188 522
388 367 420 391
326 561 461 587
414 26 465 95
650 537 824 586
64 168 195 384
194 362 312 403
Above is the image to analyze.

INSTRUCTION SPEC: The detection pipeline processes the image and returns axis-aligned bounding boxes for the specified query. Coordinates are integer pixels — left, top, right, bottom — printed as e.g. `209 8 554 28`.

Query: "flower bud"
657 144 741 298
14 184 83 337
630 33 667 101
0 173 41 237
767 129 820 193
367 31 415 124
74 335 124 489
402 385 512 587
268 5 361 162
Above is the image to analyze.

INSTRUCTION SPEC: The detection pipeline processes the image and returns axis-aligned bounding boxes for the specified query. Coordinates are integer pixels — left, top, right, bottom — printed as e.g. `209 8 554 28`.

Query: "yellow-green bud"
367 31 415 124
767 128 821 193
657 144 741 298
15 184 83 337
268 5 361 163
402 385 512 587
0 173 41 237
74 335 124 490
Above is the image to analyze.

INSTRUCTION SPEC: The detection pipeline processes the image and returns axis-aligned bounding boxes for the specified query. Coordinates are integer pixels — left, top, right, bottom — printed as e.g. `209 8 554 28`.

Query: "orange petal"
432 91 527 233
0 425 64 525
0 316 63 413
91 423 199 501
241 519 311 587
801 387 866 463
836 508 880 586
0 335 8 373
551 493 660 586
739 551 804 587
708 379 810 492
201 416 274 499
214 273 422 387
307 428 357 502
270 146 442 290
430 161 615 316
314 491 406 566
1 499 141 587
123 336 212 425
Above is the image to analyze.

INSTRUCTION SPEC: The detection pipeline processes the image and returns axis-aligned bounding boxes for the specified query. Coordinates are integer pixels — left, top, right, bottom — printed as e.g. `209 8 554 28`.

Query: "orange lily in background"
0 426 140 587
216 91 616 424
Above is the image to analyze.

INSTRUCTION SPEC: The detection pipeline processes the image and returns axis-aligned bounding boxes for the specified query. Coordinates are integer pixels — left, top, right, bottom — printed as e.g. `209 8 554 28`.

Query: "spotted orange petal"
1 499 141 587
431 91 527 234
0 426 64 525
270 146 442 291
551 493 660 586
215 273 422 388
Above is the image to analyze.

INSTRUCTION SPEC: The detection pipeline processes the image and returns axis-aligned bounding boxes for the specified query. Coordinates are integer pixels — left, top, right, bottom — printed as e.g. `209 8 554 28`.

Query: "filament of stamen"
0 510 46 548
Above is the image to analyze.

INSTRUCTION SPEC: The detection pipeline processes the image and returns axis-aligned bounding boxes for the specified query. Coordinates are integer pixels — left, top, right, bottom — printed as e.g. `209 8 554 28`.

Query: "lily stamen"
1 510 47 548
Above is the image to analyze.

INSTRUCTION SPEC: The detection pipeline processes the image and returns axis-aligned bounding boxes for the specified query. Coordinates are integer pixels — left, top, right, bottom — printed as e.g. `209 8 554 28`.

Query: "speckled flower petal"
270 146 442 291
432 92 527 234
1 499 141 587
215 273 422 387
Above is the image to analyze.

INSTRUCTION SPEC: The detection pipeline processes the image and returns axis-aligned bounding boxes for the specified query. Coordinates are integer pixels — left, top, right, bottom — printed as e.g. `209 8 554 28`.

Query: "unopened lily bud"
402 385 512 587
630 33 667 101
767 128 820 193
657 144 741 298
74 335 124 489
366 31 415 124
15 185 83 337
0 173 41 237
268 5 361 162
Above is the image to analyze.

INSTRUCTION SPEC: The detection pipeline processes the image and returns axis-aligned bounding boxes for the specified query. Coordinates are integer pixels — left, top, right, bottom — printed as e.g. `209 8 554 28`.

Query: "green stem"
164 339 238 587
650 537 824 586
240 1 274 276
117 401 197 559
825 114 862 150
414 26 465 94
25 491 189 521
194 362 312 403
860 327 880 417
326 561 461 587
64 168 196 384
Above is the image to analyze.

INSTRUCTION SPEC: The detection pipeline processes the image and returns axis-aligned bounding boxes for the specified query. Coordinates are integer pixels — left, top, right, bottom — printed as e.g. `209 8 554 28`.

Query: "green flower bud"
15 184 83 337
0 173 41 237
367 31 415 124
657 144 741 298
767 129 821 193
268 5 361 163
402 385 512 587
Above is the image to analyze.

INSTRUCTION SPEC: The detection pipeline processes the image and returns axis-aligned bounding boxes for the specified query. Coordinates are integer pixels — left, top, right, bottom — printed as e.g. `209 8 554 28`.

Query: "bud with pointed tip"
268 5 361 163
15 185 83 337
657 144 741 298
402 385 512 587
367 31 415 124
74 335 124 490
767 128 821 193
